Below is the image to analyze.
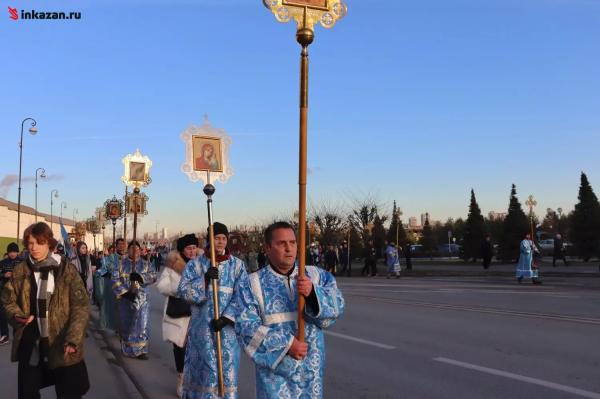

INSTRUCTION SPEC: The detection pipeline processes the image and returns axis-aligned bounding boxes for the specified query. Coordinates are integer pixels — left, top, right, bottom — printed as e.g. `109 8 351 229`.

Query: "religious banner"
181 116 233 185
264 0 347 29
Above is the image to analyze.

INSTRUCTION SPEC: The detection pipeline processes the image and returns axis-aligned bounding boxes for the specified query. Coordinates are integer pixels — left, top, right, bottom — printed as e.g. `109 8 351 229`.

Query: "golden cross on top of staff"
525 195 537 213
264 0 347 30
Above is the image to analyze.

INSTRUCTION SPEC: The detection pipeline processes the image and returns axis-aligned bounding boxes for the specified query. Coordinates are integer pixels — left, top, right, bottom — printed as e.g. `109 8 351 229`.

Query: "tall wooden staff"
180 116 234 398
203 177 225 397
263 0 348 342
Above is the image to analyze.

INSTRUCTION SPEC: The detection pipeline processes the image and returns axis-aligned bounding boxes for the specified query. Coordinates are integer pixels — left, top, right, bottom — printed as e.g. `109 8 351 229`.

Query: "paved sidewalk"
0 317 139 399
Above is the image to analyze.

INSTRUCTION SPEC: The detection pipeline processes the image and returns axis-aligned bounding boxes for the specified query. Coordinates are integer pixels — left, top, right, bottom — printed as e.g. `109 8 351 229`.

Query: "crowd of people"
0 220 345 399
0 218 564 398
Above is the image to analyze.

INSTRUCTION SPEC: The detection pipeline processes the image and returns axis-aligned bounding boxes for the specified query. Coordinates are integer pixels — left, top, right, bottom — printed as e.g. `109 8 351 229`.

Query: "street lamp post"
50 190 59 232
73 208 79 223
60 201 67 220
264 0 347 343
34 168 46 222
16 117 38 241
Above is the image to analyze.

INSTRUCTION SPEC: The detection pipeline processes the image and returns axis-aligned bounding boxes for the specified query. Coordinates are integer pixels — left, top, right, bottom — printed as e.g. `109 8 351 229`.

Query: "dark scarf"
204 247 231 263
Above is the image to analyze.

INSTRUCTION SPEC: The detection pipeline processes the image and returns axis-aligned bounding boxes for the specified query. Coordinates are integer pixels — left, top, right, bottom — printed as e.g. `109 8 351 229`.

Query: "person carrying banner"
112 241 157 359
235 221 344 398
177 222 247 398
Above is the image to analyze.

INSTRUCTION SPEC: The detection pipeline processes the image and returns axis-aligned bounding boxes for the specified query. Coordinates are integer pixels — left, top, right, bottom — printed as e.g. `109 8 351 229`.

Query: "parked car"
437 243 461 255
538 239 554 256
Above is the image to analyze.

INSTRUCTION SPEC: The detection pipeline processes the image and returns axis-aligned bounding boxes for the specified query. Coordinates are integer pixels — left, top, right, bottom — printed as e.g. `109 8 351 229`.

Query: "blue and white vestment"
112 256 156 357
236 264 344 399
178 254 247 399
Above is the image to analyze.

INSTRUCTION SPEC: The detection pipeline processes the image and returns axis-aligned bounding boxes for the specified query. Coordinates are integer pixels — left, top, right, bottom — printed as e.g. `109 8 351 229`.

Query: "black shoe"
517 277 523 284
0 336 9 346
137 354 149 360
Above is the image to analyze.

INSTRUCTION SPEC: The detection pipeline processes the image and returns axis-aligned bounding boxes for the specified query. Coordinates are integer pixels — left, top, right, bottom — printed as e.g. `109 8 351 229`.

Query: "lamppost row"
16 117 38 242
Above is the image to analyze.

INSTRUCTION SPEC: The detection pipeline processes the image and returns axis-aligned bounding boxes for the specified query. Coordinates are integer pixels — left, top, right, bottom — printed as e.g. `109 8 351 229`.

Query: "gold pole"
295 9 314 342
124 186 128 240
203 175 225 397
132 188 139 263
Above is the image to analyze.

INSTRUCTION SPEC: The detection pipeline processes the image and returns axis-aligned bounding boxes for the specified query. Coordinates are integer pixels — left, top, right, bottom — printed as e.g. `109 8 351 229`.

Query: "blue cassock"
112 256 157 357
177 254 247 399
516 239 538 279
235 264 344 399
96 253 123 330
385 245 400 273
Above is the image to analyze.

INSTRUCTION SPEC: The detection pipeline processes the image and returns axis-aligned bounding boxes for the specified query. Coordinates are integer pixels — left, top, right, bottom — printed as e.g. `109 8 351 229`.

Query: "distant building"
161 227 168 239
488 211 507 221
0 198 102 249
408 217 419 228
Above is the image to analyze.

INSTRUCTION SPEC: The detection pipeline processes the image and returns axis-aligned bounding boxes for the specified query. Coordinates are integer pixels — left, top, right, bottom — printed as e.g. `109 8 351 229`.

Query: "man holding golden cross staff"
233 2 347 398
178 118 247 398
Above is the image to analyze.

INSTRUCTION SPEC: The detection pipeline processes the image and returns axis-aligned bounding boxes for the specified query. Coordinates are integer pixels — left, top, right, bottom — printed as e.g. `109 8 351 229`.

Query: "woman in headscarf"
72 242 94 299
1 222 90 399
157 234 199 397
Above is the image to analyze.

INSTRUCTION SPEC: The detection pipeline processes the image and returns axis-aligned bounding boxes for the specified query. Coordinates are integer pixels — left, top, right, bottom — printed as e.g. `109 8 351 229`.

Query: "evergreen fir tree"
421 213 436 257
570 172 600 261
499 184 529 262
464 189 486 261
372 214 387 258
387 201 407 247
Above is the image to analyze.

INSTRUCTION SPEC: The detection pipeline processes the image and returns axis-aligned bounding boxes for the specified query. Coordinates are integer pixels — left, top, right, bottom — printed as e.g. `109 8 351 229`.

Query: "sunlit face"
265 228 297 272
79 244 88 255
214 234 227 254
27 236 50 261
128 245 141 259
182 244 197 260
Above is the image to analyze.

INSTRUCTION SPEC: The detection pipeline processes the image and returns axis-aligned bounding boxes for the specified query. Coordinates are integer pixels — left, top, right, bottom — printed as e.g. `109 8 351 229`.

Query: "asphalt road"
2 272 599 398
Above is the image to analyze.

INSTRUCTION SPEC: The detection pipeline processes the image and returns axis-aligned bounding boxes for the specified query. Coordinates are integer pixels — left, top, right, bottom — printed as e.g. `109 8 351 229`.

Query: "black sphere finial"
203 184 216 196
133 187 140 194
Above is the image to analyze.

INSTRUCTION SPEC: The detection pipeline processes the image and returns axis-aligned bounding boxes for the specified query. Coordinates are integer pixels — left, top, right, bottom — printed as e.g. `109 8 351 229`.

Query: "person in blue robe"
235 221 344 399
516 233 541 284
385 243 401 279
177 222 248 399
112 240 157 359
97 239 127 331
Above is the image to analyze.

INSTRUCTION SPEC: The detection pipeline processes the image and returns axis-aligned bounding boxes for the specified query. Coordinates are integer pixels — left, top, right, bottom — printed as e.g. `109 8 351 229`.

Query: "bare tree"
310 202 345 245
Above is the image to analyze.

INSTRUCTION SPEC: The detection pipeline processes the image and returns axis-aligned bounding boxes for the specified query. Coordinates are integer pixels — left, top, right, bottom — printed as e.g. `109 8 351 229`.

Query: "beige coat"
156 251 190 348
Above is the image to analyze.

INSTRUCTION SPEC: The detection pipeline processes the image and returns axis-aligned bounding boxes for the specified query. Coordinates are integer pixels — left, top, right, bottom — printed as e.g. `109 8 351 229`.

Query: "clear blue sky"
2 0 599 234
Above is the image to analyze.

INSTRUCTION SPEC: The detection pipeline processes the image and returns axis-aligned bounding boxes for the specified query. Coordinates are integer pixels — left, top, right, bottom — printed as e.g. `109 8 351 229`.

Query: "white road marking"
434 357 600 399
346 294 600 325
344 287 580 297
324 331 396 350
